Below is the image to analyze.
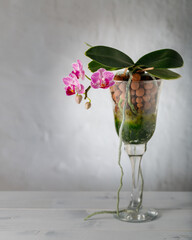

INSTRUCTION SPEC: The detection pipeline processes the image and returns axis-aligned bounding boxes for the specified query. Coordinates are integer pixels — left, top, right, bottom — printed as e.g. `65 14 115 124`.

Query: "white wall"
0 0 191 191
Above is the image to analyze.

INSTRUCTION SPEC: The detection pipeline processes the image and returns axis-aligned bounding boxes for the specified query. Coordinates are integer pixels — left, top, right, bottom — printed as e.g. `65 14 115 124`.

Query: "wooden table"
0 191 191 239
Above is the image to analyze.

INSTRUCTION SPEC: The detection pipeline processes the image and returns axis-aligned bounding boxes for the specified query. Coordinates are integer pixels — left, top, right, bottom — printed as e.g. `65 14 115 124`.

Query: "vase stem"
124 144 146 210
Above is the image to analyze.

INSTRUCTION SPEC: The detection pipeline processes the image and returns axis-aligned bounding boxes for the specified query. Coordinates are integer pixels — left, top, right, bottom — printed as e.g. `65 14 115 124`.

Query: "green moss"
115 112 157 144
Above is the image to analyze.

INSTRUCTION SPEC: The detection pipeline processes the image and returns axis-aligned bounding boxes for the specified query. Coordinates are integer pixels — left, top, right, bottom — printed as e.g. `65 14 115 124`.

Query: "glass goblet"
110 77 162 222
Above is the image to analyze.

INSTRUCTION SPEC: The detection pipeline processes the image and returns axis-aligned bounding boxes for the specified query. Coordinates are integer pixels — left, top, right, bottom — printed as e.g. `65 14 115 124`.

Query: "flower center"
70 88 75 93
100 78 106 87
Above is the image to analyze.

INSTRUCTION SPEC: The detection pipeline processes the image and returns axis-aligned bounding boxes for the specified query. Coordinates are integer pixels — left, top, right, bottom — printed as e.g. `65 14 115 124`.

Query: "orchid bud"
75 95 83 104
85 102 91 110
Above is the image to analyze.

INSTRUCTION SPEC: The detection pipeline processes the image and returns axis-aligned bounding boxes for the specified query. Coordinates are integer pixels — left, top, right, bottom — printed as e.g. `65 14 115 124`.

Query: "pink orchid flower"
91 68 115 89
72 60 85 80
63 73 85 96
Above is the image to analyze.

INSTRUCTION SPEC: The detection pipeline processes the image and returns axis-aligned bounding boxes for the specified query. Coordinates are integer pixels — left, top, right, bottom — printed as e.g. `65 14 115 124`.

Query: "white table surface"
0 191 191 240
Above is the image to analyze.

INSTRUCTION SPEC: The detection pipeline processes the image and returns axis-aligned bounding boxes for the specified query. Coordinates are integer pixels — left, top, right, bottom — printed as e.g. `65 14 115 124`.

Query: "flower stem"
86 96 91 102
84 42 93 48
85 74 91 81
84 86 91 100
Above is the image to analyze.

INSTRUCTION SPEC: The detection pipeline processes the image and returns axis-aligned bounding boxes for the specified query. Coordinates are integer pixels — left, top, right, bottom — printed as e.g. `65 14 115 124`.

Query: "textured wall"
0 0 191 191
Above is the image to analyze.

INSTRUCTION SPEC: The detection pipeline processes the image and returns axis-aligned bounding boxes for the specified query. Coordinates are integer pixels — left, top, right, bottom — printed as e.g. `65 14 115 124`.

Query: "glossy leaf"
136 49 184 69
85 46 134 68
88 61 122 72
147 68 181 79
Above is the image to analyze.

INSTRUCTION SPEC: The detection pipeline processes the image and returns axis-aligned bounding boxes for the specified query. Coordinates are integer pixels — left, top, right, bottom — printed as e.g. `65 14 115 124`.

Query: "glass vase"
110 74 162 222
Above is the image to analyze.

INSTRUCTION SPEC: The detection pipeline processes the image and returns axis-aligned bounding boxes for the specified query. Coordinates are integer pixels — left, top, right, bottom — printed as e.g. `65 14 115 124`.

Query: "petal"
100 78 115 89
100 79 108 89
108 80 115 87
76 84 85 94
97 68 105 78
72 70 80 79
81 69 85 80
63 76 73 86
73 60 85 80
101 85 108 89
105 79 110 87
91 72 100 83
72 62 79 71
103 71 114 81
91 81 100 89
77 59 83 70
69 73 79 85
66 85 76 96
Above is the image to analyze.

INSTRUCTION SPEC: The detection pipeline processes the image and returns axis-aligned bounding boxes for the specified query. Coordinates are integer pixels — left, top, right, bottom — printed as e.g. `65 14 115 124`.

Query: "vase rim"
114 79 162 83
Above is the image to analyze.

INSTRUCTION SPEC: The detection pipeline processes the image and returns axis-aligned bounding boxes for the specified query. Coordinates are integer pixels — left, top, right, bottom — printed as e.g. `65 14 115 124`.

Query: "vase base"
114 207 158 223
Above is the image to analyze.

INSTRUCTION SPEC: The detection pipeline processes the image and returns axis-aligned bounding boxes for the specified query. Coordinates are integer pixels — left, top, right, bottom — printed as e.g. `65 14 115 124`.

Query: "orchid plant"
63 45 183 110
62 45 183 220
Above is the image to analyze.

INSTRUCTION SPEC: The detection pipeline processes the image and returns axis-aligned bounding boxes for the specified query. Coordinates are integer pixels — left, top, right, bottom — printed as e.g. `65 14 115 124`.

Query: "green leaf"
136 49 184 69
88 61 122 72
85 46 134 68
147 68 181 79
